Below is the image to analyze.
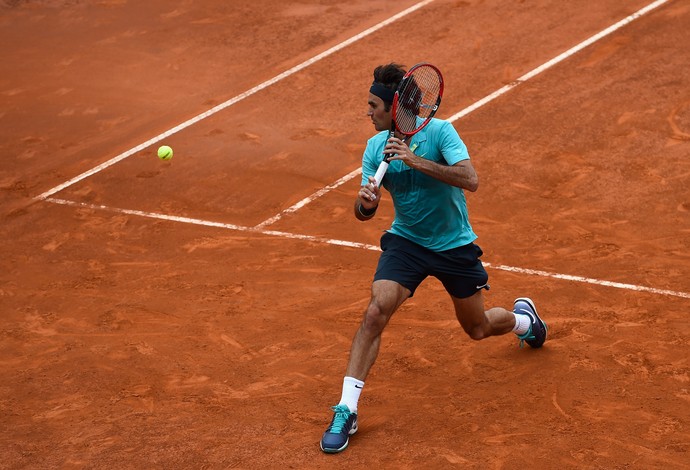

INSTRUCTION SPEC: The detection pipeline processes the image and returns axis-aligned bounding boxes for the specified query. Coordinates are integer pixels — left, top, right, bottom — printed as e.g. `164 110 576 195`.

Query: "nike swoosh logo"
354 385 363 389
476 283 489 290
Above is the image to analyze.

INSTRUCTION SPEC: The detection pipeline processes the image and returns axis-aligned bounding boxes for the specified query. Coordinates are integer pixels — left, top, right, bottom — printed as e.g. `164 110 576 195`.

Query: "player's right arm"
354 175 381 221
355 137 384 221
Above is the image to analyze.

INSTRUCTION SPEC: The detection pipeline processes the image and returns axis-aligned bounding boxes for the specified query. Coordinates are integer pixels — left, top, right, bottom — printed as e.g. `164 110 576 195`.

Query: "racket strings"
395 67 442 134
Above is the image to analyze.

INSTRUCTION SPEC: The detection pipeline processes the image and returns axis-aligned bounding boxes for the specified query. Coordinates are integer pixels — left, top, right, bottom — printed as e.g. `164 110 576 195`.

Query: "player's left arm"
383 135 479 192
412 158 478 192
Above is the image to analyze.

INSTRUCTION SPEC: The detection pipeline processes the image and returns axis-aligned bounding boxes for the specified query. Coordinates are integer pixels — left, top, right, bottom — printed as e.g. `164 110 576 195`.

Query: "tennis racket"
373 63 444 187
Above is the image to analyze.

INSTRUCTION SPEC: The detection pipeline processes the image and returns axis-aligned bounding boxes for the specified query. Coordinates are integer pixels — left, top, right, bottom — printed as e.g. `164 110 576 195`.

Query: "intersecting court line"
255 0 672 228
39 0 688 300
45 196 690 300
33 0 437 202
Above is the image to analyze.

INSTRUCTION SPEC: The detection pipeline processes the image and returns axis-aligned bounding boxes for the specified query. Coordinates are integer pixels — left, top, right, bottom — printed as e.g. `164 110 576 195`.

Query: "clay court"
1 0 689 468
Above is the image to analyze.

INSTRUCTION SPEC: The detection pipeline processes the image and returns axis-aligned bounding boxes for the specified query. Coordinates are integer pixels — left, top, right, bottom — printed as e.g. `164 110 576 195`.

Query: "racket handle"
373 160 389 187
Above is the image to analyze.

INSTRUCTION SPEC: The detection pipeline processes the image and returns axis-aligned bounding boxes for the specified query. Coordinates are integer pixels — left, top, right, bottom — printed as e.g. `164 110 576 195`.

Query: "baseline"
46 197 690 300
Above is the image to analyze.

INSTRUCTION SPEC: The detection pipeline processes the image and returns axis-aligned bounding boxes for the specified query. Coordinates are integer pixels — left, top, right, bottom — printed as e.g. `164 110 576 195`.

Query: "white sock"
338 376 364 412
512 313 531 335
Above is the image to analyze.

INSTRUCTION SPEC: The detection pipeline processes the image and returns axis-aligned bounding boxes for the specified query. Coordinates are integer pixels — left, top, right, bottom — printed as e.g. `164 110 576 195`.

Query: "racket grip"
373 160 389 187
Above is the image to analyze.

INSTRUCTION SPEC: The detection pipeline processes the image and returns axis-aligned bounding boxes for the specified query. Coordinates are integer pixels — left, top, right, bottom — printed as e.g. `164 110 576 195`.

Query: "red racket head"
392 63 444 137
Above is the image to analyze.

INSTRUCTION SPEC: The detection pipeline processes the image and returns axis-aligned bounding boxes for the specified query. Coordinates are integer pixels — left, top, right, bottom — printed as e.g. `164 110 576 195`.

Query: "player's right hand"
359 176 380 205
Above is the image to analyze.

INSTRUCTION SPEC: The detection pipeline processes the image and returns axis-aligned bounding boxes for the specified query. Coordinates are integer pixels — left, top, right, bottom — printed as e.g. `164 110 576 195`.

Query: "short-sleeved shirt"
361 118 477 251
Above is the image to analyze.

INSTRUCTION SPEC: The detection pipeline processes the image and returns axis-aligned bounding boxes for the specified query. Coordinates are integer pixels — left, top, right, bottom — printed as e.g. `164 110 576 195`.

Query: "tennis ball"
157 145 173 161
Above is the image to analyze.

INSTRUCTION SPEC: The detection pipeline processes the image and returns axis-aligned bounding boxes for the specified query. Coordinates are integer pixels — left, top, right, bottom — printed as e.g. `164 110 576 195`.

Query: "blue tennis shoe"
320 404 358 453
514 297 547 348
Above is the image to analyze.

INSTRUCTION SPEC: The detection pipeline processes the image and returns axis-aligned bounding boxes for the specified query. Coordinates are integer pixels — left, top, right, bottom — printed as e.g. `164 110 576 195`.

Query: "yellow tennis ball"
157 145 173 161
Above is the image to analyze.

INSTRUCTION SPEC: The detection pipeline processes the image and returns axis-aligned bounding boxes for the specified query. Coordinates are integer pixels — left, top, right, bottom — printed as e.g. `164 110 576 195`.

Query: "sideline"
33 0 437 201
252 0 672 227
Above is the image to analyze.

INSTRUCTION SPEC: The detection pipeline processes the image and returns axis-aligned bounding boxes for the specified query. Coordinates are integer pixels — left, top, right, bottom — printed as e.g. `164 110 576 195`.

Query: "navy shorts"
374 232 490 299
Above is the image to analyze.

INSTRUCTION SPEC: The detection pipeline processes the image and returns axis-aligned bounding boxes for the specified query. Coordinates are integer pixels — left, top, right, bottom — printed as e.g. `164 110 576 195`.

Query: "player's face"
367 93 391 132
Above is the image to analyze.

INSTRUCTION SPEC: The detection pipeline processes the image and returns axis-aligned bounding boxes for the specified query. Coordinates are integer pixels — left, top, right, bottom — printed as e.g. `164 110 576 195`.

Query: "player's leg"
346 279 410 379
434 243 514 339
321 233 423 453
450 291 548 347
451 289 515 340
320 279 410 454
434 243 546 346
346 232 424 380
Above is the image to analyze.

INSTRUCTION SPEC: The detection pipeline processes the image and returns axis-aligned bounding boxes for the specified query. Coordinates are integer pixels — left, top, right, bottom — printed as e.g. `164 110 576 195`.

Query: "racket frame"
373 63 444 186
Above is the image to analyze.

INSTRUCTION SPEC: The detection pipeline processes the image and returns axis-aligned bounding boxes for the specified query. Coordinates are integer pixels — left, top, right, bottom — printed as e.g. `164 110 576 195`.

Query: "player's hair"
372 63 406 111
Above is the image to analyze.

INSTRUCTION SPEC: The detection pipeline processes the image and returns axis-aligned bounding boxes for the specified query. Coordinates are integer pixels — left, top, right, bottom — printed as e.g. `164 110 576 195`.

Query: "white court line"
40 0 687 300
488 264 690 300
446 0 671 122
253 0 671 228
46 197 380 251
46 197 690 300
33 0 436 202
254 168 362 228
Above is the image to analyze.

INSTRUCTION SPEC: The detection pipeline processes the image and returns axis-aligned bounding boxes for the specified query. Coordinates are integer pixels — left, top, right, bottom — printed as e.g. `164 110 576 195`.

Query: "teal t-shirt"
361 118 477 251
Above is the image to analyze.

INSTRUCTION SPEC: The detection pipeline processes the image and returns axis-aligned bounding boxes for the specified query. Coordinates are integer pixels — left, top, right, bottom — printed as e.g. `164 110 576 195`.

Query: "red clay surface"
1 1 689 468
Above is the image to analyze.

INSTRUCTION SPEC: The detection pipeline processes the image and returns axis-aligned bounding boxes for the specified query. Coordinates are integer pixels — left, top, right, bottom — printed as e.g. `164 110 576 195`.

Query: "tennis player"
319 63 547 454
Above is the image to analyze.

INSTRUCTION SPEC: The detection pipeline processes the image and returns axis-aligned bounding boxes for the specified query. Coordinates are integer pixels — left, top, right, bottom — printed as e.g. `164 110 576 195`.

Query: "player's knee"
361 303 388 335
464 324 489 341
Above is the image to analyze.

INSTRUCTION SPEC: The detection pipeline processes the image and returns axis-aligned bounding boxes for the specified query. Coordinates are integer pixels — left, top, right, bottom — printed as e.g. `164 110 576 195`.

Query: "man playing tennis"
319 63 547 454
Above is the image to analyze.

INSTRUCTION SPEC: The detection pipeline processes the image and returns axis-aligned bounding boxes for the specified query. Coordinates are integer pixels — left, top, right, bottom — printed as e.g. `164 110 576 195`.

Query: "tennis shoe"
514 297 547 348
320 404 358 453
